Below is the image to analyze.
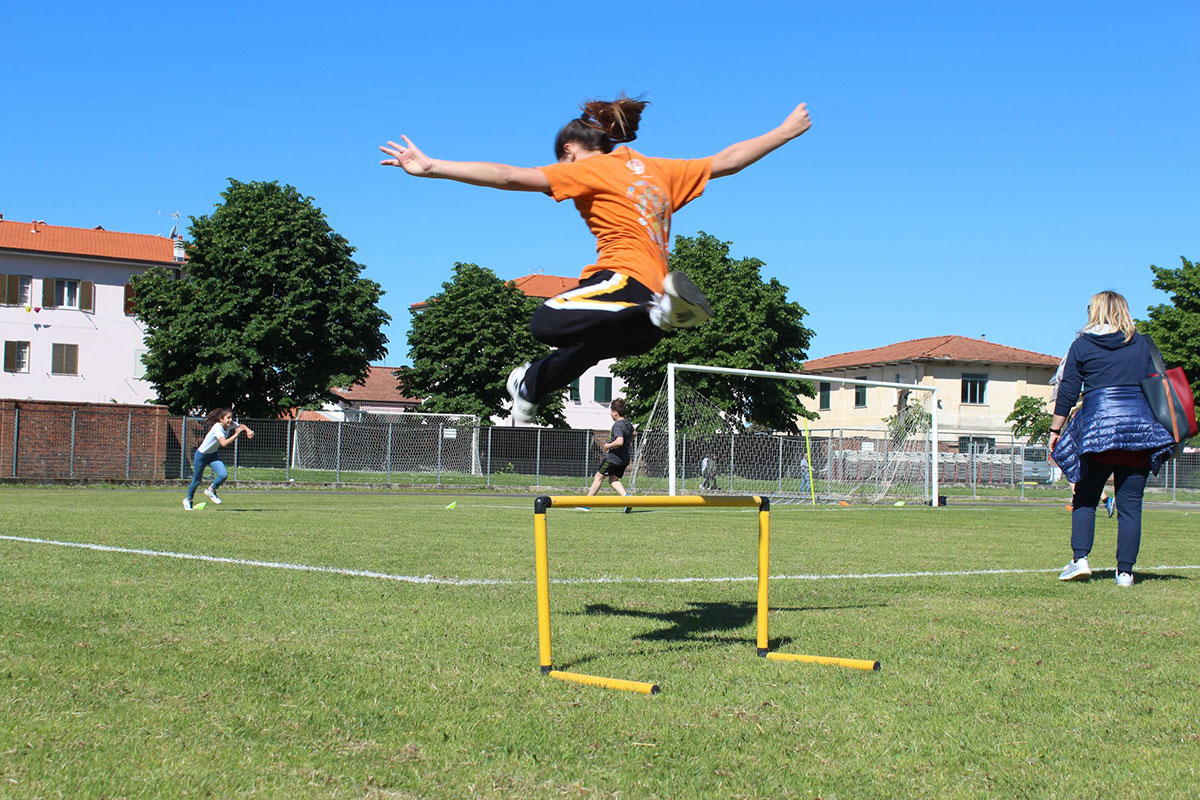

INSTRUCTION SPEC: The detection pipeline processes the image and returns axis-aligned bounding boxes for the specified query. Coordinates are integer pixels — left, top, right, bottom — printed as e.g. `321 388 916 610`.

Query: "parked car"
1022 447 1052 483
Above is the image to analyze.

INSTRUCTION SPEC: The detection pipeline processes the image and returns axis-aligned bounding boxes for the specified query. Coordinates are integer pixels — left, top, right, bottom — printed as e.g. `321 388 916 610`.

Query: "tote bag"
1141 336 1198 444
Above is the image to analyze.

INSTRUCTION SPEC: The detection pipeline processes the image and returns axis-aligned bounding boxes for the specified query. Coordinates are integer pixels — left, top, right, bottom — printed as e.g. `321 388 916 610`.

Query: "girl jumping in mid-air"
184 408 253 510
380 94 812 423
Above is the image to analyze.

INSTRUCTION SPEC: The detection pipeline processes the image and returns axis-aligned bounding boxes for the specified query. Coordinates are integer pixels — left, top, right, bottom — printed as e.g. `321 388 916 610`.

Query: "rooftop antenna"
168 210 181 239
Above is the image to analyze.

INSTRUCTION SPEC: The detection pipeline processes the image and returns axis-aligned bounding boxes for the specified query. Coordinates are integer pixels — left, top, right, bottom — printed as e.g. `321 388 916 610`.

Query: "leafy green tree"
132 179 389 417
402 263 566 426
1007 395 1053 445
615 232 815 432
884 395 933 439
1138 256 1200 400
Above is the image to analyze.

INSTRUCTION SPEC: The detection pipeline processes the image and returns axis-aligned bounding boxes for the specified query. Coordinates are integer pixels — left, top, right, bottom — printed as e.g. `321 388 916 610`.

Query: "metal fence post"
233 426 239 482
486 425 492 488
286 419 293 482
536 427 542 486
778 435 784 495
1172 457 1177 503
180 417 187 482
437 424 444 485
729 431 735 492
125 413 132 480
336 419 343 484
12 408 19 477
70 410 76 479
583 430 590 488
386 422 393 485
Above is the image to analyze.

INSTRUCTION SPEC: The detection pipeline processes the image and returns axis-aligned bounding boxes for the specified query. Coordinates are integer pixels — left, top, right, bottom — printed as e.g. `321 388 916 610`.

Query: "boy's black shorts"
597 459 628 479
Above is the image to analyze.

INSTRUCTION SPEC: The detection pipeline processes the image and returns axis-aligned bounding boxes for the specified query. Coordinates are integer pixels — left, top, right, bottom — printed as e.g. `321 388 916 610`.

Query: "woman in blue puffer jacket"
1049 291 1174 587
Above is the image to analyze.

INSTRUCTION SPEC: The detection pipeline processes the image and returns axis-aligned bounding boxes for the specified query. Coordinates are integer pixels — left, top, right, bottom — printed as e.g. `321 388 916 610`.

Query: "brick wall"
0 399 169 480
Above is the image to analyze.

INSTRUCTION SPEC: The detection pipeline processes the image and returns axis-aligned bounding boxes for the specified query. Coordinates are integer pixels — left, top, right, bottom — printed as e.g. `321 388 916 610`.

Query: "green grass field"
1 488 1197 799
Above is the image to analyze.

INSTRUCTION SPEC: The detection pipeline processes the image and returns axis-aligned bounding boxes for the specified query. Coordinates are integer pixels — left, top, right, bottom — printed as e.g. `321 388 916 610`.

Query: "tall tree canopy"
1138 256 1200 400
1007 395 1053 445
615 232 815 432
403 263 566 426
132 179 389 417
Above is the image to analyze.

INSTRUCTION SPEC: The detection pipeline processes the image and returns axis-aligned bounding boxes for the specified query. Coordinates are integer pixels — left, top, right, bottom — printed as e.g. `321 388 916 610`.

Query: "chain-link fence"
1 405 1198 500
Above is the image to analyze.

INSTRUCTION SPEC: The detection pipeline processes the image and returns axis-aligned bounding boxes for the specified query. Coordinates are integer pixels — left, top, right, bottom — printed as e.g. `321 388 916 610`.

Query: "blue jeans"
1071 456 1149 574
187 450 228 501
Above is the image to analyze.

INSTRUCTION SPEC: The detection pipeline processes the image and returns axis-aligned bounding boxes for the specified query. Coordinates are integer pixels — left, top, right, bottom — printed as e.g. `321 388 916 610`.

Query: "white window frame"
961 373 989 405
3 275 33 306
55 279 81 309
4 340 31 373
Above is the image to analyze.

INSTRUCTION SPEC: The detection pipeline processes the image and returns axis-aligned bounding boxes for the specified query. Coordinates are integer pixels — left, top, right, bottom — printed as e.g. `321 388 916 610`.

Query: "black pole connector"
759 497 771 512
534 496 552 514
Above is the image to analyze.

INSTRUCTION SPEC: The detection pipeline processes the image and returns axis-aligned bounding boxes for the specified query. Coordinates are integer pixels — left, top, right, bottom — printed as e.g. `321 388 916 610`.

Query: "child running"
380 94 812 422
184 408 254 511
584 398 634 510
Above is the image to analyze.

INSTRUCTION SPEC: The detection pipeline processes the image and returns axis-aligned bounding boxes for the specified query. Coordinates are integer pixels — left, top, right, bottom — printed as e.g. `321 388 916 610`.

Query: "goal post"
645 363 939 505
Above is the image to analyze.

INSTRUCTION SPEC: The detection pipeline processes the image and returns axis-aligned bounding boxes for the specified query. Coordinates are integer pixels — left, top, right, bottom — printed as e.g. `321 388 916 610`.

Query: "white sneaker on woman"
1058 557 1092 581
1115 571 1134 587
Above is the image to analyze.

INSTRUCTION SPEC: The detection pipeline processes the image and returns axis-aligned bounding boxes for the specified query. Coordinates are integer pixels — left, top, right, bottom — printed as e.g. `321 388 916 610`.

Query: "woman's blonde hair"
1086 290 1136 342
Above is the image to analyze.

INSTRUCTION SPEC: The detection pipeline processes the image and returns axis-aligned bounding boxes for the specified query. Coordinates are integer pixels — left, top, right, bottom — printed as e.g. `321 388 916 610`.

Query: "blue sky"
3 1 1196 364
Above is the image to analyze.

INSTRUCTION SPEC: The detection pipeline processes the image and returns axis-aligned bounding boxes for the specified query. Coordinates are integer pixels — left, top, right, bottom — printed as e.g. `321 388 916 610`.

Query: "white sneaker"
182 498 193 511
506 363 538 425
204 487 222 505
1058 557 1092 581
653 272 712 330
1115 571 1134 587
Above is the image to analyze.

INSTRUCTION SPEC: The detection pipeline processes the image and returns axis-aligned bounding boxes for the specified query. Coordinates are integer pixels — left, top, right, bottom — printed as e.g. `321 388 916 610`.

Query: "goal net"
631 364 938 505
291 412 482 477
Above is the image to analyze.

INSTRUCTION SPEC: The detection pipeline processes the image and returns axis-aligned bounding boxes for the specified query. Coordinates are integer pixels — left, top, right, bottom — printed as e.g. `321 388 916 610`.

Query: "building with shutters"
0 217 184 404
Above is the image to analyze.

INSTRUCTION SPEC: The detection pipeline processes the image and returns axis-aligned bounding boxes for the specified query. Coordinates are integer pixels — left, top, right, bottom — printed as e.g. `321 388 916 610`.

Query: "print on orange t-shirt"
538 147 712 294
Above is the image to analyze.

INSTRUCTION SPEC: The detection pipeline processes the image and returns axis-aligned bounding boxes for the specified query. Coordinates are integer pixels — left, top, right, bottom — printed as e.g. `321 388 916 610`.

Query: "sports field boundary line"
4 535 1199 587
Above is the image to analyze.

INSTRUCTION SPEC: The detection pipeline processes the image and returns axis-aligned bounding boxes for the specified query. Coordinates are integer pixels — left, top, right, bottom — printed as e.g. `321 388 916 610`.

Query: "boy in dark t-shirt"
584 398 634 511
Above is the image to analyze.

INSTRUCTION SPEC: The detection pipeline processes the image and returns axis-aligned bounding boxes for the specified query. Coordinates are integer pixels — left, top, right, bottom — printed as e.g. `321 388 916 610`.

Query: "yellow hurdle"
765 652 881 671
532 493 879 694
549 670 660 695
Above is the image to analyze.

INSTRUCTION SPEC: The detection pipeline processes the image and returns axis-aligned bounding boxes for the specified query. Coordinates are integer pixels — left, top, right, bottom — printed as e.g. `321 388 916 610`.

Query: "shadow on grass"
553 600 886 671
1097 570 1191 583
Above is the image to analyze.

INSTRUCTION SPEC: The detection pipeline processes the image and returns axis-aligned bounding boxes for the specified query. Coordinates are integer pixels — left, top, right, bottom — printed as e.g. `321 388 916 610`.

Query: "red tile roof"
804 335 1060 371
510 274 581 298
331 366 421 404
409 273 580 310
0 219 182 265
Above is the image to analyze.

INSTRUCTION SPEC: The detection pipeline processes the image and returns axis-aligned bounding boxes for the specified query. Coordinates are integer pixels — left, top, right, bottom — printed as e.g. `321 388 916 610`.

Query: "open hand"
380 136 435 176
780 103 811 140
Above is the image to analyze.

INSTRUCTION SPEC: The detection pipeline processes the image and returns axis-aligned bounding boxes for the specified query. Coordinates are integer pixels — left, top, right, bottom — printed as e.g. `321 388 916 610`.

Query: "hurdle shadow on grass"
554 600 887 671
578 599 886 643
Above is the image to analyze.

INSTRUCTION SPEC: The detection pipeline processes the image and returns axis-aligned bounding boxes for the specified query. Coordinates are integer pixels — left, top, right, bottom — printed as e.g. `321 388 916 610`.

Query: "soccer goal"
631 364 939 505
291 411 482 479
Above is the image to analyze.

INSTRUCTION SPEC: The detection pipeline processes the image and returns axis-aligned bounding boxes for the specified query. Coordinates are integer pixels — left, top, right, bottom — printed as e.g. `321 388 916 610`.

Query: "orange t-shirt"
538 146 712 294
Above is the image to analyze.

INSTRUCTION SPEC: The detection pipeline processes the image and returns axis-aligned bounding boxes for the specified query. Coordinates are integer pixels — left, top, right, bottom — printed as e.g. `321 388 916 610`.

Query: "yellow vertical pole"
756 498 770 654
534 499 552 672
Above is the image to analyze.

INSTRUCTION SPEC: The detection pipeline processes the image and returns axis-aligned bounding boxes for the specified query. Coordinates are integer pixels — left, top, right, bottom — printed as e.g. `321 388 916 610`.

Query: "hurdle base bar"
763 651 880 671
548 670 660 695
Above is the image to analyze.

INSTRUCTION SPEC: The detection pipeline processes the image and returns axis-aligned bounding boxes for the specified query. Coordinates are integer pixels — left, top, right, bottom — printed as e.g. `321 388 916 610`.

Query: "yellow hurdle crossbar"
533 493 878 694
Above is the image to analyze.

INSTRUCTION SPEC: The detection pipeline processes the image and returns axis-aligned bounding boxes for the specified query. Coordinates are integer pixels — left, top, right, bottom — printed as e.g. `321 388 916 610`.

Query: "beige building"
801 335 1060 446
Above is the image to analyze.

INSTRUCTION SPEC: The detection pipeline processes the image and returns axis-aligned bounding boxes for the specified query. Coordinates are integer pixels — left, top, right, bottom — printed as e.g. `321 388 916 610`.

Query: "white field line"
4 535 1200 587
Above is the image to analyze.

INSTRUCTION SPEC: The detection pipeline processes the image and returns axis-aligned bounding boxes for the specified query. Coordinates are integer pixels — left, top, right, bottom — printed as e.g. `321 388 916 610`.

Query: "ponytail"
554 93 649 160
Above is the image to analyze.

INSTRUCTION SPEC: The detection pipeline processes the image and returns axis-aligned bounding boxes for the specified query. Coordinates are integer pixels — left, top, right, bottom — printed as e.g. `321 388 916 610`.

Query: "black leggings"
523 270 663 403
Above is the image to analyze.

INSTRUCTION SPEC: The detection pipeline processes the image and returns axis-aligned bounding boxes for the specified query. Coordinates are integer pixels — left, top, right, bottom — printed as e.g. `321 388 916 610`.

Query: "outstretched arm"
709 103 811 179
380 136 550 192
